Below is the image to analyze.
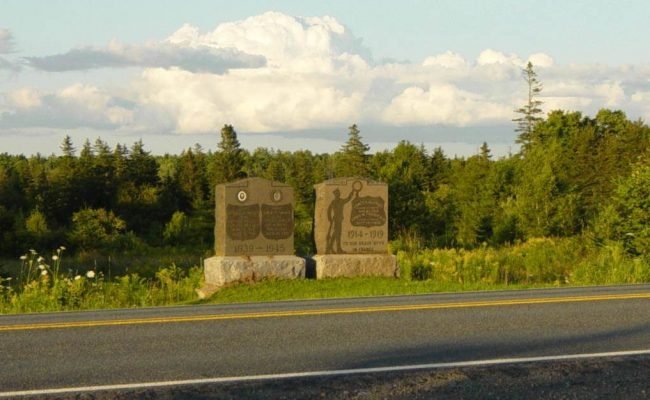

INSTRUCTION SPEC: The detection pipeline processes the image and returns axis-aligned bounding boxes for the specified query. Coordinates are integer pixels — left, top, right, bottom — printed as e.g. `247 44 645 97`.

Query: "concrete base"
197 255 306 298
312 254 399 279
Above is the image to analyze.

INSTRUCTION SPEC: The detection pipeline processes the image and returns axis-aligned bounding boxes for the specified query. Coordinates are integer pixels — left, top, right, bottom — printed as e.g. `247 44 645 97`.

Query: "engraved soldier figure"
326 184 361 253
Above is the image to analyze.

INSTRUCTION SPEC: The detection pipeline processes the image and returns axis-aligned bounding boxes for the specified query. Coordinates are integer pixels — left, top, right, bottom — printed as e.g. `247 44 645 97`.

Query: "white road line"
3 349 650 398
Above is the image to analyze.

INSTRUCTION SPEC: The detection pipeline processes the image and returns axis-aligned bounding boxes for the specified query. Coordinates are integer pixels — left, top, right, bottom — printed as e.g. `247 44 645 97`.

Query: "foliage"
595 154 650 257
25 209 49 235
163 211 189 244
395 236 649 286
68 208 128 250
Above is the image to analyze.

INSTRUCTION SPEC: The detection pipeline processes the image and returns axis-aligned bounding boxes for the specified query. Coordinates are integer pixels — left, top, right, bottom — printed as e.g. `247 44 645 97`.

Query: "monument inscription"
314 178 389 255
215 178 294 256
261 204 293 240
226 204 260 241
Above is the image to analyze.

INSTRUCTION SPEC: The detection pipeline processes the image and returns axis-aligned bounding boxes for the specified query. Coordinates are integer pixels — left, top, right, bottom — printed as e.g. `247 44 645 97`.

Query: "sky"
1 0 650 157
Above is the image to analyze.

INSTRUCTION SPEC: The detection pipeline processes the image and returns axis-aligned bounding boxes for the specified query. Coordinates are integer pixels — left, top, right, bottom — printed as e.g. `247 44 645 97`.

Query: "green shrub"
68 208 128 251
410 262 432 281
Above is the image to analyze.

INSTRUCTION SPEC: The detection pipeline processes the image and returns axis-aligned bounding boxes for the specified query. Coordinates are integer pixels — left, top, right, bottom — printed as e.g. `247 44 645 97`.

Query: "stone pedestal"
312 254 399 279
197 255 306 298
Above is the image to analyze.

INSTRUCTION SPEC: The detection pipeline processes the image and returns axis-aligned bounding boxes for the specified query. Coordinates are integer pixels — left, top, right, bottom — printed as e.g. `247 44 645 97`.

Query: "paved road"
1 284 650 395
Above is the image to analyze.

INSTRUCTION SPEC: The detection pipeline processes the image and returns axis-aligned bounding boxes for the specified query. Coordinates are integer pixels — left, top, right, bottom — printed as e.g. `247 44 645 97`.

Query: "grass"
1 236 648 314
202 277 558 305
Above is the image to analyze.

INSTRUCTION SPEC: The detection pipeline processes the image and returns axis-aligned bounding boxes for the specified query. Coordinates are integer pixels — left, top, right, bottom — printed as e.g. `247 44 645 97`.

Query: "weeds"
397 236 650 286
0 246 204 314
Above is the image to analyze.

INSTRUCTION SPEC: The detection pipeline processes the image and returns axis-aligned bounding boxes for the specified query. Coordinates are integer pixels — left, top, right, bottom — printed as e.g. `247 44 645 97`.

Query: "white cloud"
542 80 626 111
477 49 522 66
138 67 365 133
0 84 136 129
382 84 511 126
630 90 650 122
631 91 650 103
423 51 468 69
167 11 370 74
8 88 42 108
542 96 593 112
528 53 554 68
135 12 373 134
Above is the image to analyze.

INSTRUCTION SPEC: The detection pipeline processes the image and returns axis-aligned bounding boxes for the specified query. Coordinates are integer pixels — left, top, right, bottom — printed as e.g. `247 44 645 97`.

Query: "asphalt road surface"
1 284 650 397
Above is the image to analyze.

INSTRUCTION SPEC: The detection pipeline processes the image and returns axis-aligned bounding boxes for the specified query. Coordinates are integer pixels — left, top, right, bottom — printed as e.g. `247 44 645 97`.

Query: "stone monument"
312 177 398 279
197 177 305 298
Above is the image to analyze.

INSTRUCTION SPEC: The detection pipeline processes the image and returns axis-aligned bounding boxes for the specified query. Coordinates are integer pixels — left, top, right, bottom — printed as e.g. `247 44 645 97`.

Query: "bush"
395 236 649 287
68 208 129 251
410 262 432 281
163 211 189 244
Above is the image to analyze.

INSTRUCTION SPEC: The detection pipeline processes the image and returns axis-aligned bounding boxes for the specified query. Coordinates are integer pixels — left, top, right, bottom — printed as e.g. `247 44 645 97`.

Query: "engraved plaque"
226 204 260 240
261 204 293 240
351 196 386 227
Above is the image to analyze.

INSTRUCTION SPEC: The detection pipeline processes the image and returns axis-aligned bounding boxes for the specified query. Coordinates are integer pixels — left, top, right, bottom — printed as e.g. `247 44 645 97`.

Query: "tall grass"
0 248 203 314
397 236 650 286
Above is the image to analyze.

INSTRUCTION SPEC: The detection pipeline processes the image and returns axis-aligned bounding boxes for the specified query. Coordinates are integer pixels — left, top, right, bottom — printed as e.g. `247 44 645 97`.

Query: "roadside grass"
205 236 650 304
202 277 556 305
1 236 648 314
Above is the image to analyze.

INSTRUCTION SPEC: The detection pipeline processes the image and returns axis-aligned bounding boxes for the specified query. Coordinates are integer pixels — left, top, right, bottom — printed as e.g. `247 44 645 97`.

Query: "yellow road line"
2 292 649 332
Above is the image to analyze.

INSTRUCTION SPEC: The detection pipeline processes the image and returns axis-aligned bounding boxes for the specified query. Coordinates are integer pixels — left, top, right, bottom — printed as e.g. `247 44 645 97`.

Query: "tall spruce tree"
336 124 369 177
60 135 76 157
513 62 544 150
213 124 245 184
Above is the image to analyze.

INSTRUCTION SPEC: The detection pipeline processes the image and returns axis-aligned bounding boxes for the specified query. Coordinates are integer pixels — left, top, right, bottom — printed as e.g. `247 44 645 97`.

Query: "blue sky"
2 0 650 156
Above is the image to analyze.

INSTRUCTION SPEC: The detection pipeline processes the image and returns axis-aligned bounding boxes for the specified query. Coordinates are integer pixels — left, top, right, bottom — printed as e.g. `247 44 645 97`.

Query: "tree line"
1 108 648 260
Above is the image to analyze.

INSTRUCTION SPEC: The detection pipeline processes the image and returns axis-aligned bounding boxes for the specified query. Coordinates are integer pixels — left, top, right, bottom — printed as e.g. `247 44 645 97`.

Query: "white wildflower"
38 264 45 270
38 256 45 262
19 255 27 260
52 255 59 261
74 275 81 281
41 270 48 276
86 271 96 279
59 246 66 251
29 249 36 254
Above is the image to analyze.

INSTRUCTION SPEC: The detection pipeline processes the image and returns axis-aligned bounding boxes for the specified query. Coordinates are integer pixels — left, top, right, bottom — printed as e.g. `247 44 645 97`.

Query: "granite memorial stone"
312 178 398 279
198 177 305 297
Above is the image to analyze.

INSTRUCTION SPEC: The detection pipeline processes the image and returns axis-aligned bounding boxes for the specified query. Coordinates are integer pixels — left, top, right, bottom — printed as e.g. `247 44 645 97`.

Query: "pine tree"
479 142 492 160
80 139 93 159
513 62 544 150
60 135 76 157
336 124 370 177
178 147 208 207
213 124 245 184
127 140 158 187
